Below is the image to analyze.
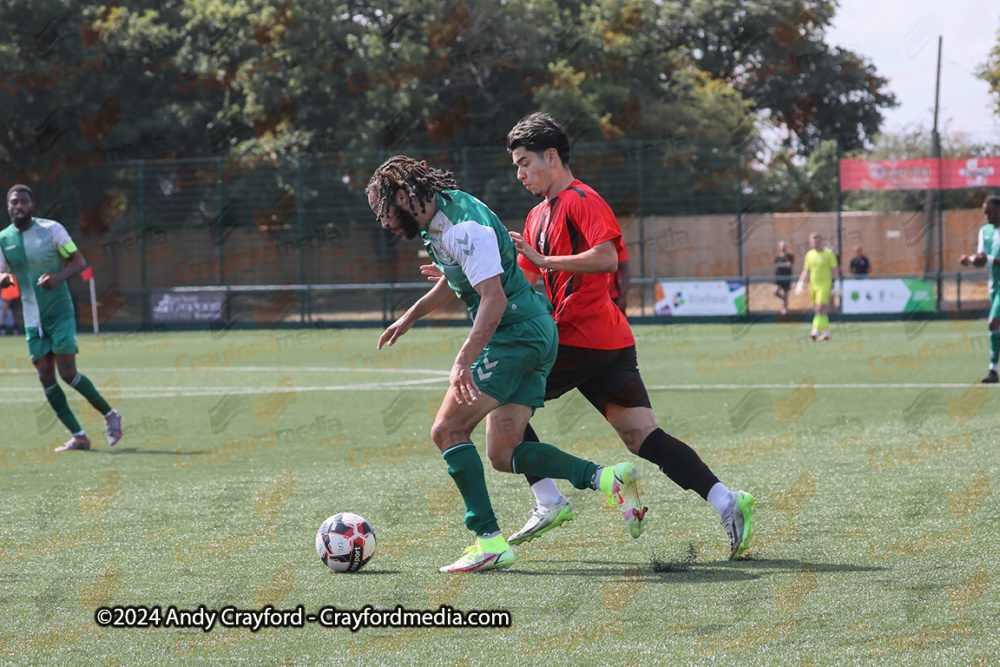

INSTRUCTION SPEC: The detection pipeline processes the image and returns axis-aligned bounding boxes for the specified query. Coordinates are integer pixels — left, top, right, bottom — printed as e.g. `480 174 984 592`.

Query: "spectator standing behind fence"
773 241 795 314
850 246 870 277
1 272 19 335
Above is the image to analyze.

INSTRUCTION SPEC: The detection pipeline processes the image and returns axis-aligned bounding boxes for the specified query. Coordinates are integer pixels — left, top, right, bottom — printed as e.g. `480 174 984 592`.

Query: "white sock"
530 478 563 509
990 364 998 372
707 482 733 518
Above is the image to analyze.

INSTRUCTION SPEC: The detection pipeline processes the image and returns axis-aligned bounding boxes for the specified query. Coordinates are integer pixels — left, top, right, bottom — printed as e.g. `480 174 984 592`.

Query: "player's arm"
962 230 989 266
38 249 86 289
615 259 630 311
795 265 809 294
451 275 506 404
0 255 11 289
0 251 10 288
377 278 456 349
510 232 617 273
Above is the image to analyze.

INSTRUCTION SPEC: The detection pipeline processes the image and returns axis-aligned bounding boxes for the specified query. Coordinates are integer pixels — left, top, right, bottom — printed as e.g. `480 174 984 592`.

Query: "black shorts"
545 345 652 412
775 278 792 291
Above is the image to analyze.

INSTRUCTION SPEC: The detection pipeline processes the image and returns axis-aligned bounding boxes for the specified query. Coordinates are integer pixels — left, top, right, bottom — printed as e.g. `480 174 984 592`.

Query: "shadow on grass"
690 558 886 574
92 448 212 456
495 560 758 581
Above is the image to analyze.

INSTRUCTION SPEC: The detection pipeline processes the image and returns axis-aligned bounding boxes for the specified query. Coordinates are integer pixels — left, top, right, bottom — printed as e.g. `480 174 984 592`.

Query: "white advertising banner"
655 281 747 316
841 279 935 314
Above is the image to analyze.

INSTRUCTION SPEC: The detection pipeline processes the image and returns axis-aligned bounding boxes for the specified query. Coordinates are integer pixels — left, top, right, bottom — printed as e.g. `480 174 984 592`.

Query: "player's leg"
586 346 755 559
33 346 89 451
809 284 820 339
816 298 830 341
507 420 576 545
510 346 593 543
51 317 123 445
431 387 514 573
982 297 1000 382
486 402 646 539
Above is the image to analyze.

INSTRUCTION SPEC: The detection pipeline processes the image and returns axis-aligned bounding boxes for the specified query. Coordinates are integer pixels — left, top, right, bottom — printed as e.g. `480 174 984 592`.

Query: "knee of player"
430 420 471 451
486 447 512 472
619 430 645 454
36 369 57 386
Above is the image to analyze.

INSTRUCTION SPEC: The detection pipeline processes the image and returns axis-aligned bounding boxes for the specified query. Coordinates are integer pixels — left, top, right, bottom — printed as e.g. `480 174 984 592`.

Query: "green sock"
990 331 1000 365
818 314 829 331
44 384 82 434
69 373 112 415
510 441 600 491
442 443 500 537
812 314 820 331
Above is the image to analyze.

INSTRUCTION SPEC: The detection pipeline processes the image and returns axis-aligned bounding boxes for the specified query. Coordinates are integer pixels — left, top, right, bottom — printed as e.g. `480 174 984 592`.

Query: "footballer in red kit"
504 113 756 560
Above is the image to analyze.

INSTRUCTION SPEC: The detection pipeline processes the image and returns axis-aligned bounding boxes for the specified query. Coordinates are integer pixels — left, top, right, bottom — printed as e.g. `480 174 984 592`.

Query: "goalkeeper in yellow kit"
795 232 841 341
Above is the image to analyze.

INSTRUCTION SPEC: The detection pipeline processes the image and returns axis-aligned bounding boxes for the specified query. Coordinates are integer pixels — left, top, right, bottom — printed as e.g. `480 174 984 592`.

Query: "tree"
659 0 898 155
978 21 1000 117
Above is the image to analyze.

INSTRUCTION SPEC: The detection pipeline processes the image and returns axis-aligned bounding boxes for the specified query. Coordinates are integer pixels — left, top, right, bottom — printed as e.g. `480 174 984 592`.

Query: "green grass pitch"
0 320 998 665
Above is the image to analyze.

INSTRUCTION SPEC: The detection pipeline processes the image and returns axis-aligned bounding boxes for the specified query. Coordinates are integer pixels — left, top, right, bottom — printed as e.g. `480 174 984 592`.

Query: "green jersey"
420 190 551 325
0 217 78 330
976 223 1000 293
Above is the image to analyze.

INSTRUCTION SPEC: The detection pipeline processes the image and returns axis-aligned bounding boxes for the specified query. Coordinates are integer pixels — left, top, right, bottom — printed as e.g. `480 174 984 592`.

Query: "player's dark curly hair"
365 155 457 221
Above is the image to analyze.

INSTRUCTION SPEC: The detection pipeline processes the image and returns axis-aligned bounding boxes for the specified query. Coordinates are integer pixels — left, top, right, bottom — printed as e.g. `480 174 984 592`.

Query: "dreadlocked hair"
366 155 458 221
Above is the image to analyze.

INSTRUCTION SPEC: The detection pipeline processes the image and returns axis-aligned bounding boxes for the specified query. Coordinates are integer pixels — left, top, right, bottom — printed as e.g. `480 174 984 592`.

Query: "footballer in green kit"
959 194 1000 383
0 185 122 451
366 156 647 573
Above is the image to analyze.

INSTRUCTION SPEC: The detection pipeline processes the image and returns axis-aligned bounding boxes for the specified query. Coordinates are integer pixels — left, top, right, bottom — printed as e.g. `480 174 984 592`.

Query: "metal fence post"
297 154 308 322
139 161 147 323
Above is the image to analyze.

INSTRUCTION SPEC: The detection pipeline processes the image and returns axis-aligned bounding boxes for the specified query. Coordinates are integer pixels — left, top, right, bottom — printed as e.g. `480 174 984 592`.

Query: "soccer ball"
316 512 376 572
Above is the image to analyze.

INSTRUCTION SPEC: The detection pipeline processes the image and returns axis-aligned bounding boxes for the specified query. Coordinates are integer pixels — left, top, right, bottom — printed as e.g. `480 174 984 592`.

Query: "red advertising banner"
839 158 938 190
940 157 1000 189
840 156 1000 191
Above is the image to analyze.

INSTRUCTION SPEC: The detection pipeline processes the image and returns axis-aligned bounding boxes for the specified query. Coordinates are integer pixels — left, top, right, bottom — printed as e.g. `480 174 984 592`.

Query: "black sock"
522 422 544 486
636 428 719 499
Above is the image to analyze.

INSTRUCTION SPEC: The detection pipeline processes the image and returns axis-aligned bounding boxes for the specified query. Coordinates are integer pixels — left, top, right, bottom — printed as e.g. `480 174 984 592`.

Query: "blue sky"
827 0 1000 144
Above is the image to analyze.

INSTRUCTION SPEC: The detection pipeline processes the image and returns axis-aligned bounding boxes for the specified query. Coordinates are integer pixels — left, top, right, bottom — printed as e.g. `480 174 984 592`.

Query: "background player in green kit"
0 185 122 451
366 156 646 573
959 194 1000 383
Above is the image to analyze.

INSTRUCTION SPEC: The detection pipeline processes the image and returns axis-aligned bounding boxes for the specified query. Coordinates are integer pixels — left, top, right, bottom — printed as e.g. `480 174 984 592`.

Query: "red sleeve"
616 237 629 262
567 190 621 251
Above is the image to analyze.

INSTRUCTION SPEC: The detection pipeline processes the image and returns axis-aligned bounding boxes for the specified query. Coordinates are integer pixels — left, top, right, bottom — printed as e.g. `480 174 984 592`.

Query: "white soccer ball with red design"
316 512 377 572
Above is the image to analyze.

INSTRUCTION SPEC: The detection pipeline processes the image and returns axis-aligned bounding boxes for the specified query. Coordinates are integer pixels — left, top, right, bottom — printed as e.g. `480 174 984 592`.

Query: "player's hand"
0 273 11 289
37 273 61 289
509 231 546 269
831 281 842 298
973 253 989 268
377 314 414 350
420 264 444 282
794 280 804 296
960 255 972 267
450 361 481 405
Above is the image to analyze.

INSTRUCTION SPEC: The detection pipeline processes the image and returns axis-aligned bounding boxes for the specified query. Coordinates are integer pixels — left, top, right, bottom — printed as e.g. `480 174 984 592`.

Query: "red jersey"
519 180 633 349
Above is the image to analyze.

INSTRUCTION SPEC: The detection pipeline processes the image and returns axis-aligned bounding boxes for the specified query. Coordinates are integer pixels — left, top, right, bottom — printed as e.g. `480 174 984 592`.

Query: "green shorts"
471 315 558 408
27 318 78 362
